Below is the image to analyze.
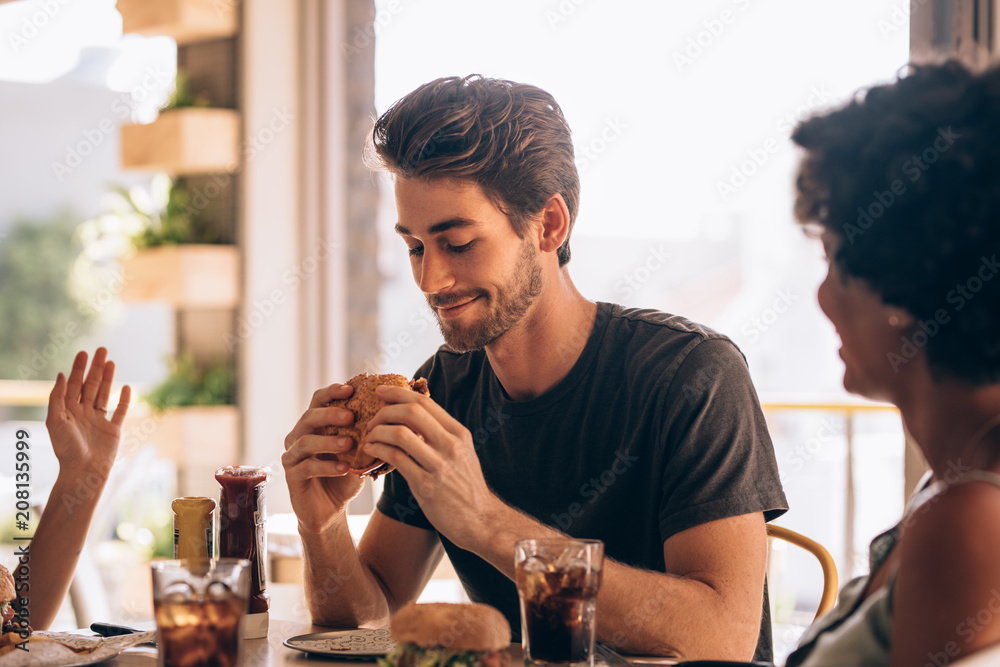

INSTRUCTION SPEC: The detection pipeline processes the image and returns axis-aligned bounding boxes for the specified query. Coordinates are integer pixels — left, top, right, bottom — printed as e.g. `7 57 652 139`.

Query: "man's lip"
436 296 479 319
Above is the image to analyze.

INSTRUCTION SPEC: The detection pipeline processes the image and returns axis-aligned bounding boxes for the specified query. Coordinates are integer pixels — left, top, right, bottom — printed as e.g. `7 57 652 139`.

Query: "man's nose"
417 250 455 295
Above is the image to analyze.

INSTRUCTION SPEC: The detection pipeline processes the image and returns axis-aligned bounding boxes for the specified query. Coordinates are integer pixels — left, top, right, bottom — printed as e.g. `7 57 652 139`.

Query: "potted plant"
121 70 239 174
84 174 239 308
133 354 239 470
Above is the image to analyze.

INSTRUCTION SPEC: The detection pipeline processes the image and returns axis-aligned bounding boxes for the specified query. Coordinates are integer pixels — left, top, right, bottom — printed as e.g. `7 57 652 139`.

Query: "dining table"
64 618 679 666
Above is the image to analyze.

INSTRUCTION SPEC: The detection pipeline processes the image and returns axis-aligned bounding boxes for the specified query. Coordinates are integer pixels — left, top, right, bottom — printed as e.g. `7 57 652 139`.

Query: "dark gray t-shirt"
376 302 788 659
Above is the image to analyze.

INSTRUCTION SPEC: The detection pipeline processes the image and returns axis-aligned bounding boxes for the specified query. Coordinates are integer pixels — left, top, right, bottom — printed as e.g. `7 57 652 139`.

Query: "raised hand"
45 348 131 479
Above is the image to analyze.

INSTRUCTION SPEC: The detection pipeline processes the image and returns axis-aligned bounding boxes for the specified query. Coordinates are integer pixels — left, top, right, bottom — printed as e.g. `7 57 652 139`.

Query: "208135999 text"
11 429 32 646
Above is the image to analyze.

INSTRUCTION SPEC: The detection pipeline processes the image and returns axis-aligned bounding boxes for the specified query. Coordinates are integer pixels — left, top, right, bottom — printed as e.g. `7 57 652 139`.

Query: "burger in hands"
323 372 430 479
380 602 511 667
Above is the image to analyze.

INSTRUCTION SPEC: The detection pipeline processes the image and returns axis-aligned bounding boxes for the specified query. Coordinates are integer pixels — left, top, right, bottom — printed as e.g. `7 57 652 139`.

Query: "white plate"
283 627 396 658
0 630 157 667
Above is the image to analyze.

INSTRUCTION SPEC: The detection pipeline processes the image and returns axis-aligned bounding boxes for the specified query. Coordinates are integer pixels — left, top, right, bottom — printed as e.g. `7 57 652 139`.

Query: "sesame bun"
323 373 429 476
0 565 13 603
390 602 511 653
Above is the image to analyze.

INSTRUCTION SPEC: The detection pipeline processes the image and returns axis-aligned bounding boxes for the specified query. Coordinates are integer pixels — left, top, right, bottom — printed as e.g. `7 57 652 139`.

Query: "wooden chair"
767 524 839 621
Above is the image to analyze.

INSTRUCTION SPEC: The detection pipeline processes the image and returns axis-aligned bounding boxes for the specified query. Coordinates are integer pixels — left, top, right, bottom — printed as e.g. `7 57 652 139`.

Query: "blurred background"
0 0 991 662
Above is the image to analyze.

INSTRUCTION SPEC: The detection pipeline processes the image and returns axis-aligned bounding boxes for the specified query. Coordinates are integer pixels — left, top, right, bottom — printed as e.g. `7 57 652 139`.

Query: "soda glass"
151 558 250 667
515 538 604 667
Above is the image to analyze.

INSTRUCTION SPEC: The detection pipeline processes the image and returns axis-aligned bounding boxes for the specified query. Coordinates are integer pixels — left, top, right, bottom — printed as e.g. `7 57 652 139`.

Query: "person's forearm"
22 470 108 630
300 516 391 628
464 504 760 660
594 563 759 659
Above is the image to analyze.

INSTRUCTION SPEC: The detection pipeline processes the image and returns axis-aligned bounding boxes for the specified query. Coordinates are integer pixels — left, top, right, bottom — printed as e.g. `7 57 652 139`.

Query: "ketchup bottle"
216 466 270 634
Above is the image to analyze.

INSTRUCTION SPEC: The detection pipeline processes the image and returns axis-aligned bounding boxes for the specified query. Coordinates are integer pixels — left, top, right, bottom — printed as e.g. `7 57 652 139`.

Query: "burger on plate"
380 602 511 667
0 565 15 634
323 372 430 479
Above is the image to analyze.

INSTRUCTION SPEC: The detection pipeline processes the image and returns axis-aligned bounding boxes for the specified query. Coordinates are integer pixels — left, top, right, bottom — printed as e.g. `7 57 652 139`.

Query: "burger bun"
0 565 13 603
322 373 429 477
390 602 511 653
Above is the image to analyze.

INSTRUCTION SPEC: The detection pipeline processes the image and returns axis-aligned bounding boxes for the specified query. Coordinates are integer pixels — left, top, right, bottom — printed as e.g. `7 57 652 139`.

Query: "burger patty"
381 644 507 667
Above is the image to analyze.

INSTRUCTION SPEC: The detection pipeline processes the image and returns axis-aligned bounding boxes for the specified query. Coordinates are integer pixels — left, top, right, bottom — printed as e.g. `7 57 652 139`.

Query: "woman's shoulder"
902 472 1000 539
891 473 1000 664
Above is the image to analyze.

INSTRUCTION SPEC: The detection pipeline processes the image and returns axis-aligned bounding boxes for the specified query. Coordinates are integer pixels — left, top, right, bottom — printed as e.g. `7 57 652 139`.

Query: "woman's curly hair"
365 75 580 266
793 60 1000 385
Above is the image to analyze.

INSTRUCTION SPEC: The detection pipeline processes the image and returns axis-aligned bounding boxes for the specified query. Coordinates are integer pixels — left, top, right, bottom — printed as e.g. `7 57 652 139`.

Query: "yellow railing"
0 380 52 407
760 394 901 577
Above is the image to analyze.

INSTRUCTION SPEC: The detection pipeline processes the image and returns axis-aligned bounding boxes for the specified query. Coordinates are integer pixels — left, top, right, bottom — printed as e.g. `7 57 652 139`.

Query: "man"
282 75 787 662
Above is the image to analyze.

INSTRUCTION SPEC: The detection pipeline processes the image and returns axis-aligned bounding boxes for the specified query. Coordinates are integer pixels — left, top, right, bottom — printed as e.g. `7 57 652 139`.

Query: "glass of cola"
151 558 250 667
515 538 603 667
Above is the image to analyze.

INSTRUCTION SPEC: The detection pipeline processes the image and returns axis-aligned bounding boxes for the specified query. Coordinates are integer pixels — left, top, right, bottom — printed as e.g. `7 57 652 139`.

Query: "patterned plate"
0 630 157 667
283 627 396 658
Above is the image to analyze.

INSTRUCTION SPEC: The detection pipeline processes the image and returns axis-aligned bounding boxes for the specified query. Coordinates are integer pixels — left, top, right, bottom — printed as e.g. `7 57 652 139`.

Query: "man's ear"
537 193 571 255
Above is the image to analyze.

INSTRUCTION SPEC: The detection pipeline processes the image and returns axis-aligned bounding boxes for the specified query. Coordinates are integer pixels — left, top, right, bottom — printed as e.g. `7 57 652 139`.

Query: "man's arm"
463 500 766 659
284 383 443 627
364 386 768 660
300 511 443 627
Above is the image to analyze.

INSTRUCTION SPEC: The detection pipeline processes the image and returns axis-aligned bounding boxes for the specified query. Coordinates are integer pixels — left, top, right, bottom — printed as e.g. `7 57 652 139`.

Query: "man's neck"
484 272 597 402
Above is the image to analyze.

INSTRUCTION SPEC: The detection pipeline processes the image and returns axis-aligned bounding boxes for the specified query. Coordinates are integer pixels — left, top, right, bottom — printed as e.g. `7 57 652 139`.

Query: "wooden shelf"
121 108 240 175
141 404 239 468
125 404 240 497
117 0 237 45
120 244 239 309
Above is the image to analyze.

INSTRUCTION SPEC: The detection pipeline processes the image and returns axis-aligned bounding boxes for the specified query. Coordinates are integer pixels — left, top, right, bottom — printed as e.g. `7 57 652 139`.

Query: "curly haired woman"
786 60 1000 666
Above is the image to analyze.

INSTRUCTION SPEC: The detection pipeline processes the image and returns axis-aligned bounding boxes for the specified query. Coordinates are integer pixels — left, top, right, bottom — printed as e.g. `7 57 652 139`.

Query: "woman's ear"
537 193 571 255
887 306 916 329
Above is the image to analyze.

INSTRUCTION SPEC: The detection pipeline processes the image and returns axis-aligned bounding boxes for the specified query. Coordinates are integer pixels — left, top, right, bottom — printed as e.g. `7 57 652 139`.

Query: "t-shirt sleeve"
376 468 434 529
657 337 788 541
375 356 437 529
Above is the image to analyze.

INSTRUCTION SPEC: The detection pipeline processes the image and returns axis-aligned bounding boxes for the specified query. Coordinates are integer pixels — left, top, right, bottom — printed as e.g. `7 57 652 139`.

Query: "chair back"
767 524 839 621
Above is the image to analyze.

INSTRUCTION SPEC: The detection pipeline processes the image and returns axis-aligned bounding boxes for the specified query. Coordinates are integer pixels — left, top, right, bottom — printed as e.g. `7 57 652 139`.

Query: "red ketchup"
215 466 270 615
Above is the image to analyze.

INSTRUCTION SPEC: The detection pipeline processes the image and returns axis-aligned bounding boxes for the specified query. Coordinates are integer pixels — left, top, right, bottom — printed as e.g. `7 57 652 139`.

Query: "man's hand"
362 385 503 550
282 384 366 534
45 348 130 481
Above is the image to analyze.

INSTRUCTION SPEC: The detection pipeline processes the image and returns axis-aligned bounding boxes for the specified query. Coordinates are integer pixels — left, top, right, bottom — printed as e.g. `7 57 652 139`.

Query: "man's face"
394 177 543 352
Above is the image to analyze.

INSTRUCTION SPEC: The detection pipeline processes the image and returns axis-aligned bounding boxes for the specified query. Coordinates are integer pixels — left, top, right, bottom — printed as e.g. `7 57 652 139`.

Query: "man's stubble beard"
432 238 543 353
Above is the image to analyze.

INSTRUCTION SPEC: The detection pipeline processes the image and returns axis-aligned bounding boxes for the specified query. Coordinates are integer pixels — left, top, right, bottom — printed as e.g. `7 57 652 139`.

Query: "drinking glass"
151 558 250 667
515 538 604 667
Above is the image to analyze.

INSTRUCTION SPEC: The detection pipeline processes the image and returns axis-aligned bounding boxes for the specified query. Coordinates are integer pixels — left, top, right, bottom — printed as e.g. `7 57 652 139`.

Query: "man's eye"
408 245 424 257
446 241 474 254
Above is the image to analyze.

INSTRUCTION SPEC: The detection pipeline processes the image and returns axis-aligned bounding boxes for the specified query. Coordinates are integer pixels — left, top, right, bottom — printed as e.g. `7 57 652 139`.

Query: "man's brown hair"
365 75 580 266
